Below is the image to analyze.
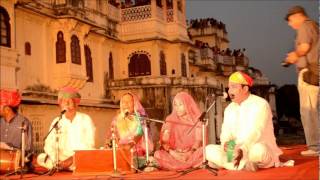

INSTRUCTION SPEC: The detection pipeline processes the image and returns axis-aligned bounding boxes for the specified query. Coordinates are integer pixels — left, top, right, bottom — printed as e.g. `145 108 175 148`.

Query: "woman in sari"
153 92 203 171
106 93 154 169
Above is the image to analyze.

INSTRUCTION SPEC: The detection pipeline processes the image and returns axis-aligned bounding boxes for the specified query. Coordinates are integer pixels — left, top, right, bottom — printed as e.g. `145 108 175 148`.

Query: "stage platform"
1 145 318 180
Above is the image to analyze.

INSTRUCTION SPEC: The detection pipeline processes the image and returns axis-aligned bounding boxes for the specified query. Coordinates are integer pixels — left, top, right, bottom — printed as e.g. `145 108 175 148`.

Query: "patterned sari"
154 92 203 170
108 93 154 168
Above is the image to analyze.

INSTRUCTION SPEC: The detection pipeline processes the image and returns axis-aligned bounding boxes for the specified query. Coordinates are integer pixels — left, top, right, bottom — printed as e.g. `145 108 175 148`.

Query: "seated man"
153 92 203 171
106 93 154 170
0 89 33 171
206 71 283 171
37 87 95 171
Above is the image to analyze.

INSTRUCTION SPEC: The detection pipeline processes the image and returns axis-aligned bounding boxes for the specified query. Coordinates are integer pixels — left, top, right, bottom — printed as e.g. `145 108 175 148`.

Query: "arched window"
109 52 114 80
188 50 196 64
0 6 11 47
177 0 183 12
166 0 173 9
181 53 187 77
160 51 167 75
84 45 93 82
25 42 31 55
56 31 66 63
156 0 162 7
71 35 81 65
128 53 151 77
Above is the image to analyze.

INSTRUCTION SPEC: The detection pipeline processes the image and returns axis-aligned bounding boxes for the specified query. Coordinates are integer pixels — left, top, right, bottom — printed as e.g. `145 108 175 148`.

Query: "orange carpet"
1 145 318 180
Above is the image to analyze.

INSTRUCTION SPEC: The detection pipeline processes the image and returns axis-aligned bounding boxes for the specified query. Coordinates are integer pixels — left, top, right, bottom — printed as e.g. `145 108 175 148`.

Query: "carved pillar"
151 0 157 19
172 0 178 22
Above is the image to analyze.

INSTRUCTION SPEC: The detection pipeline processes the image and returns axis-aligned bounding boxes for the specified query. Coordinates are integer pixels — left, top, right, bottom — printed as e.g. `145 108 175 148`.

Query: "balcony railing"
108 76 219 88
235 56 249 66
218 56 235 66
121 5 151 22
200 48 213 59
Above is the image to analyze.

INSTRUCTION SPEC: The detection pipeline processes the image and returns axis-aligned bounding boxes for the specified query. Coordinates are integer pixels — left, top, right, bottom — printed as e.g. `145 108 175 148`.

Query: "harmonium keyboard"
73 148 133 175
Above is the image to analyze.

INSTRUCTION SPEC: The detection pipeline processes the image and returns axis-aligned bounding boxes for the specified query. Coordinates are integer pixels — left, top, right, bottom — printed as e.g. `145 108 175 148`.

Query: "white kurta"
206 94 282 170
37 112 95 169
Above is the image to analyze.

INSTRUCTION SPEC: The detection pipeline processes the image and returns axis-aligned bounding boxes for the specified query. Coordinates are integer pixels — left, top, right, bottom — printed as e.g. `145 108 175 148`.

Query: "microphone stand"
182 95 218 176
110 128 121 177
43 110 65 141
139 116 164 167
42 111 65 175
20 121 26 179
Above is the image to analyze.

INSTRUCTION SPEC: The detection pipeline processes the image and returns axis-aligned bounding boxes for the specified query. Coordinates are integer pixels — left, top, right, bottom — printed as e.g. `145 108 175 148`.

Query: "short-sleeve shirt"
0 114 33 152
296 19 319 85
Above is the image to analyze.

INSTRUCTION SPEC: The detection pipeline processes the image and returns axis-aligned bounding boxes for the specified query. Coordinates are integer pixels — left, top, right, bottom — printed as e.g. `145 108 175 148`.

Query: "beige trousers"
297 69 319 151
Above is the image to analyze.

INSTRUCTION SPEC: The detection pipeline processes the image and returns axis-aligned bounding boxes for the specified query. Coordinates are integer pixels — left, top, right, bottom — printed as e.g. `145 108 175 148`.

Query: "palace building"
0 0 275 152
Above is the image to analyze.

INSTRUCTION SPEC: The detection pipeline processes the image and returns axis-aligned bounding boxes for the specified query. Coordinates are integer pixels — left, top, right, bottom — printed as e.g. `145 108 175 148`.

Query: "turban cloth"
229 71 254 87
57 87 81 105
0 89 21 107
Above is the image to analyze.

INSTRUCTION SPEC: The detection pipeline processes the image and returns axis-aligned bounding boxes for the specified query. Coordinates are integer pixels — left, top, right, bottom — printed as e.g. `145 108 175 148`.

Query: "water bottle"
227 140 236 162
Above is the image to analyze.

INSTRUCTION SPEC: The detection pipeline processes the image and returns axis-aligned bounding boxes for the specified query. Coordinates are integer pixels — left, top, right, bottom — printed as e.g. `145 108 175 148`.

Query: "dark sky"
186 0 318 86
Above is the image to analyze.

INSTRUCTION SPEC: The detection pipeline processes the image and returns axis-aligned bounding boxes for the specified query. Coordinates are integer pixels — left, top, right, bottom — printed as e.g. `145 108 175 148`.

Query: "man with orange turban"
37 87 95 171
205 71 282 171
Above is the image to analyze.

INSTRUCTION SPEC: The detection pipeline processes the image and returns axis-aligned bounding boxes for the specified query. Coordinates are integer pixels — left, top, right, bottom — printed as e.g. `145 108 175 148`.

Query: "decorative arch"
128 51 151 77
0 6 11 47
127 50 151 60
71 35 81 65
56 31 66 63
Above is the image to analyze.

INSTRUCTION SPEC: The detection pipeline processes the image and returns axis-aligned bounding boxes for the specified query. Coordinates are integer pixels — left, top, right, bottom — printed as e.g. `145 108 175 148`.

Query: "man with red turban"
0 89 33 151
0 89 33 169
37 87 95 171
205 71 282 171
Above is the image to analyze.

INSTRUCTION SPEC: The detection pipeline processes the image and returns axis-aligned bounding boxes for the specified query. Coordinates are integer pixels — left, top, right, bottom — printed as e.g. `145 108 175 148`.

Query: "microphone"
124 109 130 117
124 110 132 119
20 121 25 129
208 92 228 99
19 121 27 131
60 109 67 115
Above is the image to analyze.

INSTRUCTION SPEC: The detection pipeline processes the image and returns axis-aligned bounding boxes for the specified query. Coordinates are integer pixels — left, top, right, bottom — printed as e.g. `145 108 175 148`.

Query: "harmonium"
73 148 133 175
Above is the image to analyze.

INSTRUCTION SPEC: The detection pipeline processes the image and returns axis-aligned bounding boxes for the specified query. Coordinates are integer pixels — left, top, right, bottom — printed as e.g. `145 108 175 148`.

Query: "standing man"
205 72 283 171
284 6 319 156
0 89 33 169
37 87 95 171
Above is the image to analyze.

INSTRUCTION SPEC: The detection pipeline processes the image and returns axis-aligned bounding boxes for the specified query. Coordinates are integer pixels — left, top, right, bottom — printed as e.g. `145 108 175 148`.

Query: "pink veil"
166 91 202 124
